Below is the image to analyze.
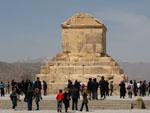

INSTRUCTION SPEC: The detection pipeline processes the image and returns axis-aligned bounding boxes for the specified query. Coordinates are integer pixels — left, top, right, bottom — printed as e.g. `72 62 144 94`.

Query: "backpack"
127 85 131 90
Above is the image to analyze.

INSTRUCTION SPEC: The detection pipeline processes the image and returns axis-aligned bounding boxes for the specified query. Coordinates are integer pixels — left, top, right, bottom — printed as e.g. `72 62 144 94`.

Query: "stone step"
1 99 150 110
52 56 113 62
47 61 117 66
41 66 121 75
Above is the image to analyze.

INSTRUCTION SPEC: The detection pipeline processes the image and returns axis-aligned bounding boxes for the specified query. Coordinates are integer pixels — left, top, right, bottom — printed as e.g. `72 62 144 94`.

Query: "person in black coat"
43 80 47 96
148 81 150 96
63 88 70 112
0 81 5 96
105 80 109 96
67 80 73 97
109 81 114 96
141 80 146 97
93 78 99 100
87 78 93 100
74 80 81 99
99 76 106 99
133 80 138 96
71 85 79 110
119 80 126 99
34 77 42 91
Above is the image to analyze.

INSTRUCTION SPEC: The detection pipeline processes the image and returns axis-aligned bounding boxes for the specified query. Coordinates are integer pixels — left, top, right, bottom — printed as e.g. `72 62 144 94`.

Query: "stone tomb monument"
37 13 125 93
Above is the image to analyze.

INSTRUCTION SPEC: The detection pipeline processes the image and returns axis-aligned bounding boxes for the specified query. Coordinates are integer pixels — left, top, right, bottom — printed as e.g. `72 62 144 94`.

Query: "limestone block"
96 44 102 53
81 44 94 53
131 98 146 109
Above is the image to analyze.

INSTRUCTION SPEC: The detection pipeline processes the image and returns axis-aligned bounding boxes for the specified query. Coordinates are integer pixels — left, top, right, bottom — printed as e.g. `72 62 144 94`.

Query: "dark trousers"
100 89 105 99
120 90 125 98
72 99 78 110
80 102 89 112
35 101 39 110
95 90 98 99
88 90 92 100
1 88 5 96
12 100 17 109
133 89 137 96
92 90 98 99
106 89 109 96
128 92 132 98
57 101 62 112
92 91 95 99
43 89 47 96
27 98 32 110
64 103 69 112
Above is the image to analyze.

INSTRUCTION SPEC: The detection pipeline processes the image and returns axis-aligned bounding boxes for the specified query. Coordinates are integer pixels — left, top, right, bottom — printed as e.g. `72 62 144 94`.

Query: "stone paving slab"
0 110 150 113
1 94 150 101
1 94 150 110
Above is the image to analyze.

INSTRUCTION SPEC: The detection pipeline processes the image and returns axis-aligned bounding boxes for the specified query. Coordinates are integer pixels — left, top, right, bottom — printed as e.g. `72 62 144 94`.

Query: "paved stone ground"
0 110 150 113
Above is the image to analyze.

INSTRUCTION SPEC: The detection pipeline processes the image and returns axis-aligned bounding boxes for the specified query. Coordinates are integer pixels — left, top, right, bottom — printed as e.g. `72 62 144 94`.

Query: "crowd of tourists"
56 76 113 112
0 76 150 112
0 77 47 110
0 78 48 97
119 80 150 99
56 79 89 112
55 77 150 112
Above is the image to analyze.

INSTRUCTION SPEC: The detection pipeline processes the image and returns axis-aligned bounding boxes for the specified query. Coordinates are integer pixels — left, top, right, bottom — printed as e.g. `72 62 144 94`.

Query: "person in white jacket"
127 80 134 98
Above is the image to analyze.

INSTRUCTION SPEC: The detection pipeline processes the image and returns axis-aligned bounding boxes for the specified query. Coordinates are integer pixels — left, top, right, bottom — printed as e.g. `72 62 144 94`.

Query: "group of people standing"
9 77 47 110
1 76 150 112
87 76 113 100
56 80 89 112
55 76 113 112
119 80 150 99
0 81 10 96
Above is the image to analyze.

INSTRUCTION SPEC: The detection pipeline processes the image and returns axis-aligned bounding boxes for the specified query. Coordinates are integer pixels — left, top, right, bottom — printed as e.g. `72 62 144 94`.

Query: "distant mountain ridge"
0 59 150 82
119 62 150 81
0 61 42 82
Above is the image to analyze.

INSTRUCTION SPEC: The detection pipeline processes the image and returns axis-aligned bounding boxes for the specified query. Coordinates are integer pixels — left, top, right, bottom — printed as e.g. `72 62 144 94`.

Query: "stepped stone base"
37 53 125 93
1 98 150 110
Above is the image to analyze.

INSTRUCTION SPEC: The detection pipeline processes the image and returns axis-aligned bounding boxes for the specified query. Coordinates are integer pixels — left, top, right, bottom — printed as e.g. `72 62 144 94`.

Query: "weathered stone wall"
62 28 106 54
38 56 124 84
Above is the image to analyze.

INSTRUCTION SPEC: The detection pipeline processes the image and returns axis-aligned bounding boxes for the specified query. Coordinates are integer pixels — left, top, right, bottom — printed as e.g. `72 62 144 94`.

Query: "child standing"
56 89 64 112
10 87 18 110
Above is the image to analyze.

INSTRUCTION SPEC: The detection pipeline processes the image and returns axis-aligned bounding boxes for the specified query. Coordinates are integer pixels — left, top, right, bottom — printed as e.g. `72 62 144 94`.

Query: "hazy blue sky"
0 0 150 62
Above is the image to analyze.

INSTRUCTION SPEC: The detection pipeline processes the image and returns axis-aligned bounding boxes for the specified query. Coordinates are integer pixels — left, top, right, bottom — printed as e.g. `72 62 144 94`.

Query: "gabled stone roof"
61 12 106 29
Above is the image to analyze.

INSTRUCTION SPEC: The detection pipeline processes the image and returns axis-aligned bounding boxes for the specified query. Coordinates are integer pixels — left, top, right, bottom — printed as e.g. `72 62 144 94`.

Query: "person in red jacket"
56 89 64 112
